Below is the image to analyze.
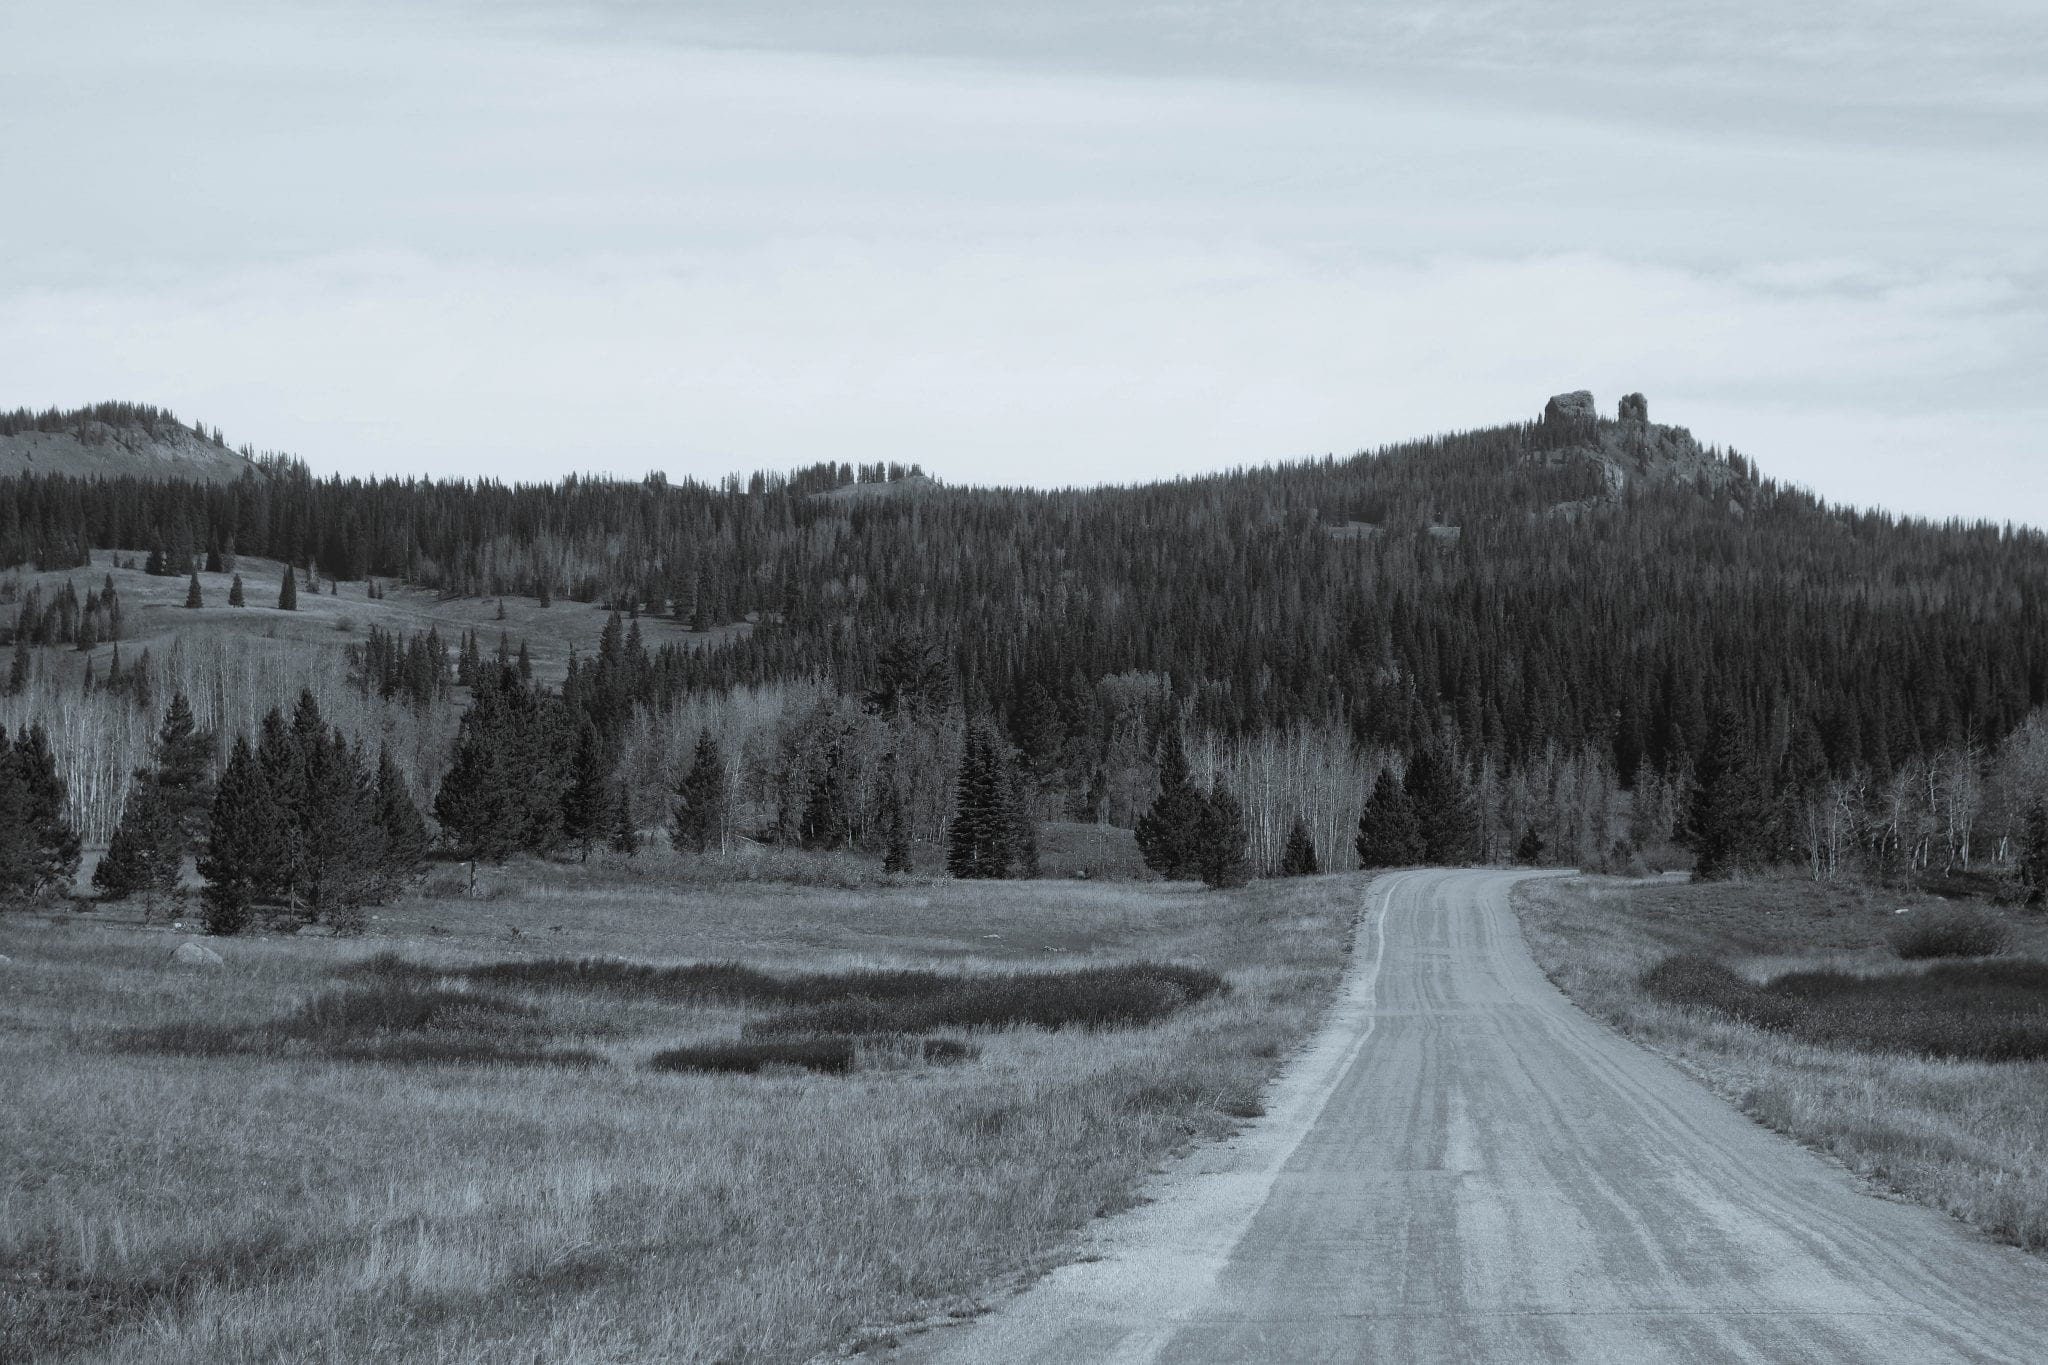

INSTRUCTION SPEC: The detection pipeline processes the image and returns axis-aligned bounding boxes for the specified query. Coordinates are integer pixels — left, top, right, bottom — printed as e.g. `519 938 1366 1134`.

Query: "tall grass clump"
1890 908 2014 960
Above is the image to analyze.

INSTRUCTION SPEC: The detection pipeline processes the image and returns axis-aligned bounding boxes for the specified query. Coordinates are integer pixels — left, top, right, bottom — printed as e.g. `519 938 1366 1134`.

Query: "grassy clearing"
0 866 1357 1363
1517 875 2048 1250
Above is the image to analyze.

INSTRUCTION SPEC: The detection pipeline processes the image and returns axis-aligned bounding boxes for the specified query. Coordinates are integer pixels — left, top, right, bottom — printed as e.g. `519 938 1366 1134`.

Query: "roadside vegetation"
0 864 1356 1364
1517 875 2048 1251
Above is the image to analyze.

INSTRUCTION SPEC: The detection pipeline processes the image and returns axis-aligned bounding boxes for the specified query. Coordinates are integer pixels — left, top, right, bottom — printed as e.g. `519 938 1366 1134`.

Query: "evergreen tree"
1689 705 1764 881
670 727 726 854
1404 741 1478 865
278 566 297 611
153 693 215 842
0 749 29 899
2015 801 2048 908
1279 817 1320 877
562 719 611 860
607 782 640 856
1516 824 1548 865
375 747 431 883
254 706 308 899
1195 783 1250 889
7 636 29 696
94 781 181 907
1008 764 1040 878
197 736 269 935
1135 729 1204 879
13 724 81 895
881 755 912 874
228 573 245 607
946 723 1010 879
1355 767 1423 868
799 741 851 849
183 572 203 609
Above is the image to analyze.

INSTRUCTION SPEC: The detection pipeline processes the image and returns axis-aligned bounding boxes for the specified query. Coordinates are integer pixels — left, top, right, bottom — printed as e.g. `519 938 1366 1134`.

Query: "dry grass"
0 865 1358 1363
1516 875 2048 1252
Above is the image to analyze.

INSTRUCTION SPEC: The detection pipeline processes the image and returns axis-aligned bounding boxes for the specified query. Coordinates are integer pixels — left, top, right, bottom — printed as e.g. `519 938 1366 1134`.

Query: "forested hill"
0 403 274 486
4 391 2045 795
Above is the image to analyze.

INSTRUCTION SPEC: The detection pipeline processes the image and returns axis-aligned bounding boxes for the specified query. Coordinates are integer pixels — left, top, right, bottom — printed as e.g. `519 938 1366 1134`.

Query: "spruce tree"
435 681 522 862
1689 706 1763 880
1135 729 1203 879
1280 817 1319 877
1355 767 1423 868
254 706 308 899
946 725 1001 879
881 757 912 874
670 727 726 854
2015 801 2047 907
94 781 181 908
607 782 640 856
374 747 431 886
799 742 850 849
0 749 29 899
197 736 269 935
184 572 203 609
562 720 611 860
228 573 246 607
1404 742 1478 865
7 636 29 695
1516 824 1548 865
153 693 215 843
1195 783 1250 889
14 724 81 895
278 566 297 611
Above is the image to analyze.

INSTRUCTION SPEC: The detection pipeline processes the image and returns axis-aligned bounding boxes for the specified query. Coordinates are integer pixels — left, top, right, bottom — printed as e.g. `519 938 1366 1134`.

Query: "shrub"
647 1034 977 1075
1890 908 2014 960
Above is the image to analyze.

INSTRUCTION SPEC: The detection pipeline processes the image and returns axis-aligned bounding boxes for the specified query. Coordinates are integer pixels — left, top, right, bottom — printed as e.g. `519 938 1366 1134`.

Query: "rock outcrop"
1543 391 1598 425
1618 392 1648 424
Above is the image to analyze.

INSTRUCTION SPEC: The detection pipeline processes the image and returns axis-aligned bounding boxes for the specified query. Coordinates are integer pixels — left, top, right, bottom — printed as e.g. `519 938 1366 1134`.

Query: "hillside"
0 402 265 485
3 388 2045 874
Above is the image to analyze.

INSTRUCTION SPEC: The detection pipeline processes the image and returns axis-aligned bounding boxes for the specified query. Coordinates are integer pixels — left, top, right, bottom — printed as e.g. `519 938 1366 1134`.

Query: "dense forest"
3 396 2047 899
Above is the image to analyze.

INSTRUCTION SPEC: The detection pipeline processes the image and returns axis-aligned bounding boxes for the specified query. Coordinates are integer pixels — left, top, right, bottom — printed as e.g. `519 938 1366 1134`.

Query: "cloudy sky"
4 0 2043 522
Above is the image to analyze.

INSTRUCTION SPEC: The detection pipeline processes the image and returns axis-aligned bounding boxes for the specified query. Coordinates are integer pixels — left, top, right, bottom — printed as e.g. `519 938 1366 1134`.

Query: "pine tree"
153 693 215 844
607 782 640 856
13 724 81 895
2014 801 2047 908
1195 783 1250 889
671 727 726 854
374 747 431 885
9 636 32 695
184 572 203 609
1135 729 1204 879
1404 741 1478 865
1516 824 1547 865
228 573 246 607
435 680 523 862
94 781 181 908
254 706 308 899
799 742 850 849
1689 706 1763 881
562 720 611 860
277 566 297 611
197 736 269 935
946 724 1004 879
0 748 30 899
1355 767 1423 868
881 758 912 874
1280 817 1319 877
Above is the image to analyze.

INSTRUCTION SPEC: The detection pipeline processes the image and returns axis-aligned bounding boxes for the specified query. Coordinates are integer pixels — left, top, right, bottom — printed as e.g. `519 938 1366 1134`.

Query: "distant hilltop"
1531 389 1745 511
0 402 272 485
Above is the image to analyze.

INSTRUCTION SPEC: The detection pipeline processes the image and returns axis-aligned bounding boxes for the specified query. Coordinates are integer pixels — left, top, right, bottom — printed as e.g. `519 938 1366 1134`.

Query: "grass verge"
0 871 1357 1363
1516 875 2048 1251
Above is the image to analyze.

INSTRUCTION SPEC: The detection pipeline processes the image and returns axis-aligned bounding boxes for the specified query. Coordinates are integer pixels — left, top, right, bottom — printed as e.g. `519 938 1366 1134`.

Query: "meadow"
1515 876 2048 1251
0 862 1359 1363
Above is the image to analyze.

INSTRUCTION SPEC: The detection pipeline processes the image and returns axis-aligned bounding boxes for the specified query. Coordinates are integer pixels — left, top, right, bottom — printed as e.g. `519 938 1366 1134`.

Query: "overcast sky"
3 0 2043 523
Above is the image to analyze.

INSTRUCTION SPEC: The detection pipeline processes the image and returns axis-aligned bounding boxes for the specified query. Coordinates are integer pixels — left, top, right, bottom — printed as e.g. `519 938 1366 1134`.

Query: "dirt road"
894 868 2048 1363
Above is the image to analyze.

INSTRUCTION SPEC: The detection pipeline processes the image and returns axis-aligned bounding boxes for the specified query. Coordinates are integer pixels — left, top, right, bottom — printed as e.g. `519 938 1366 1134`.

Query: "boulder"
1543 391 1597 425
169 941 225 968
1618 392 1649 423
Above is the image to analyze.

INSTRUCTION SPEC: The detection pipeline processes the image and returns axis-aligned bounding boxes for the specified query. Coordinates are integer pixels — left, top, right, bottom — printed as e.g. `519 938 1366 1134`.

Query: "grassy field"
7 548 748 689
1516 875 2048 1252
0 863 1360 1363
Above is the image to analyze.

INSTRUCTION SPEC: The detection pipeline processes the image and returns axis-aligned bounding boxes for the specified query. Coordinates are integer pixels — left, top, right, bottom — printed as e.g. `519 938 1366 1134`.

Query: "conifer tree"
946 723 1009 879
94 781 181 908
228 573 245 607
799 742 851 849
1516 824 1548 865
562 720 611 860
1280 817 1320 877
254 706 308 898
607 782 640 856
1195 783 1250 889
2018 802 2048 908
375 747 431 883
0 749 29 899
277 566 297 611
1135 729 1204 879
184 572 203 608
7 636 29 696
1404 741 1478 865
670 727 726 854
1689 705 1764 880
13 724 81 895
197 736 269 934
881 757 912 874
153 692 215 842
1355 767 1423 868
